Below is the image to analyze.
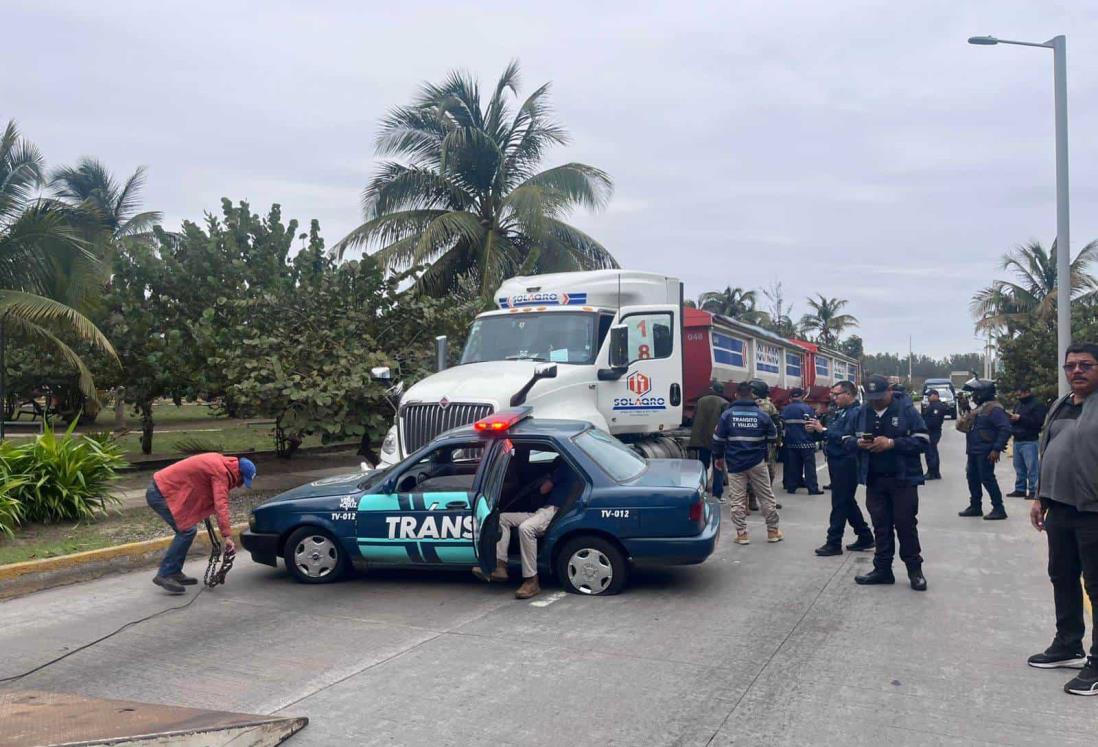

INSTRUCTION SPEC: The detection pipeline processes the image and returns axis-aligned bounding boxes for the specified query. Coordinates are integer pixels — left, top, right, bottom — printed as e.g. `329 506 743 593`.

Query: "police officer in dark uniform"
922 389 949 479
853 375 931 591
957 378 1012 520
780 388 823 494
807 380 874 556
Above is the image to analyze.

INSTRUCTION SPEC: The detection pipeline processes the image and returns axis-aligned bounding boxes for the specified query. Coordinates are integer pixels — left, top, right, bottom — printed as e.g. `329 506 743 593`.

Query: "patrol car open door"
471 439 514 575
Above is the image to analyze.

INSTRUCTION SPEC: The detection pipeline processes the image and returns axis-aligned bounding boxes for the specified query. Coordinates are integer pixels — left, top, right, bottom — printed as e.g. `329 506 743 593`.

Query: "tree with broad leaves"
335 61 617 297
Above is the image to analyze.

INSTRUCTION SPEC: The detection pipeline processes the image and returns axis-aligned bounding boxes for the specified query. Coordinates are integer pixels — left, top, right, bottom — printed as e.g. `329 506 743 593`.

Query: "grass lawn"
79 401 350 462
0 491 275 566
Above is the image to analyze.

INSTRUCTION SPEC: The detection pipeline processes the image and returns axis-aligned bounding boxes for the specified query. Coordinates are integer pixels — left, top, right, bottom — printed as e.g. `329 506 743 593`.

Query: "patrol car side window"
621 312 673 362
394 443 485 494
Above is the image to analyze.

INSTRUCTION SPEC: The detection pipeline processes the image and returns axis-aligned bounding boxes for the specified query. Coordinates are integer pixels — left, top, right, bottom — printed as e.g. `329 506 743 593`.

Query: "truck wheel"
556 536 628 596
284 526 347 584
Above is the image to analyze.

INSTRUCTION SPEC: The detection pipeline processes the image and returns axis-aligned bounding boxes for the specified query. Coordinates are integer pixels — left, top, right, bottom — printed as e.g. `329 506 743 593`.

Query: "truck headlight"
381 425 398 456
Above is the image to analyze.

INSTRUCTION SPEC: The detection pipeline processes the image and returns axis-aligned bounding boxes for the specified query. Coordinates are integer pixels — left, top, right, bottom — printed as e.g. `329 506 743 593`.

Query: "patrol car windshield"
461 312 603 365
573 428 647 482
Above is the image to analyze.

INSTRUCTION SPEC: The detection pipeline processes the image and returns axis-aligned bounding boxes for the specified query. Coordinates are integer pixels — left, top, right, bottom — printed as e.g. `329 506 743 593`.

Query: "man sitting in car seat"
472 453 576 599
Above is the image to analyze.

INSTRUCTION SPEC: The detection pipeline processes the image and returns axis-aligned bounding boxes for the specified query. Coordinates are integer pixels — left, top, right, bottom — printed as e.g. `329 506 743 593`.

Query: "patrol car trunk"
585 458 707 538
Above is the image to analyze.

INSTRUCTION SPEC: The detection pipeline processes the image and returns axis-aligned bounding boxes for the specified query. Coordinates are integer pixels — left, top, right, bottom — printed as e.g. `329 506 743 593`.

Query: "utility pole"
908 335 913 383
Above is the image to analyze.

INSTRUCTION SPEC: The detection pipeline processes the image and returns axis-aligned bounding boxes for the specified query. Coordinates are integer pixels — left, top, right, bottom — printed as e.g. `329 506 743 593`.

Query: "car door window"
622 312 673 362
394 443 485 497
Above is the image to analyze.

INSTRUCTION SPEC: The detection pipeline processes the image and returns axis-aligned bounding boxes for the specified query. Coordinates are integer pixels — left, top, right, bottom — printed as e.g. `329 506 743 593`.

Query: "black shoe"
1026 492 1037 500
908 570 927 591
1006 490 1027 498
169 572 198 586
1027 644 1088 670
845 535 875 552
983 506 1008 520
1064 663 1098 696
815 544 842 556
807 490 825 496
855 569 895 585
822 484 831 490
153 576 186 594
958 506 983 517
774 502 783 509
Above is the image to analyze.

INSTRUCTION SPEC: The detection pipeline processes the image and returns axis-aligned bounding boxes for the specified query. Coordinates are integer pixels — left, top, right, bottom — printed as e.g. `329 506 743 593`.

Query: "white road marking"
530 591 567 607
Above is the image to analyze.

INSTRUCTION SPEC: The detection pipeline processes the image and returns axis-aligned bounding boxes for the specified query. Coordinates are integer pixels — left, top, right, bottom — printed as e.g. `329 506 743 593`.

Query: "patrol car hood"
628 459 706 490
258 471 377 506
400 360 589 409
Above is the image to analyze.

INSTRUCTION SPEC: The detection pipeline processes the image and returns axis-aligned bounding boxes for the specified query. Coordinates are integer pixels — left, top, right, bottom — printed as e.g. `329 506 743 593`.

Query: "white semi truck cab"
378 270 687 466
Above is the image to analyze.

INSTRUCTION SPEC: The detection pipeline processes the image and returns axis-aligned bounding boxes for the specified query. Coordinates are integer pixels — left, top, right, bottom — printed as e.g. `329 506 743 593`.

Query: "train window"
816 356 831 377
756 343 781 374
621 312 673 362
786 353 802 377
712 332 745 367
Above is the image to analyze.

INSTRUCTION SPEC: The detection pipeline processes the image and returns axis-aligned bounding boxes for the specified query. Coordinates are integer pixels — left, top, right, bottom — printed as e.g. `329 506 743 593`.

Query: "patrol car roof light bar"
474 406 533 434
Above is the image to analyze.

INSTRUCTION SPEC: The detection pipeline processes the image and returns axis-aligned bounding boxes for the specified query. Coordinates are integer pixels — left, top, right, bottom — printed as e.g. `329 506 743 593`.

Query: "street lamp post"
969 34 1071 398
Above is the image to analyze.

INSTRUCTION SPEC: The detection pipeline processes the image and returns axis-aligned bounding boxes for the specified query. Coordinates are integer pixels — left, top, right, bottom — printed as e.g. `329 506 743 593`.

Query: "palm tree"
335 61 617 296
799 294 858 346
51 159 161 242
697 286 767 324
971 239 1098 333
0 120 116 399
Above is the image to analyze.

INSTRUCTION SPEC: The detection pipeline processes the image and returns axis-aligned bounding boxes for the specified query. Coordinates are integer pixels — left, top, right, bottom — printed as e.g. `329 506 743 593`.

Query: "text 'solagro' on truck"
377 270 860 466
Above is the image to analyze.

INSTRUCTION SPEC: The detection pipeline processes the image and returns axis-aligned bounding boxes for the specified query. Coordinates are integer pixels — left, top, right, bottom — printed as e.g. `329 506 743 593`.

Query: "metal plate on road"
0 690 307 746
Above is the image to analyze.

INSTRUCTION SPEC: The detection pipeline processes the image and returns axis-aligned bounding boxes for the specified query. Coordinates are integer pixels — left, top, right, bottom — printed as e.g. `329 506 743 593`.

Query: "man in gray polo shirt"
1027 342 1098 696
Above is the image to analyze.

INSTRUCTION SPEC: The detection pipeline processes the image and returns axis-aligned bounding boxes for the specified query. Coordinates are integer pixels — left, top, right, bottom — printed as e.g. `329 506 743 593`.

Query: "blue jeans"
146 481 197 577
1013 440 1039 494
697 448 725 498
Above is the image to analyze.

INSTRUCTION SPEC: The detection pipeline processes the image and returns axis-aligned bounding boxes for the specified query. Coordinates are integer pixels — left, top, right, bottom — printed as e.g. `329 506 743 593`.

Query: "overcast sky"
6 0 1098 357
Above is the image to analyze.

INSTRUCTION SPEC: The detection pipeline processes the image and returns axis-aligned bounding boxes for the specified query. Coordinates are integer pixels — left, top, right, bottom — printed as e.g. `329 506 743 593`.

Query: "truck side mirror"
371 366 392 380
534 363 558 379
608 325 629 370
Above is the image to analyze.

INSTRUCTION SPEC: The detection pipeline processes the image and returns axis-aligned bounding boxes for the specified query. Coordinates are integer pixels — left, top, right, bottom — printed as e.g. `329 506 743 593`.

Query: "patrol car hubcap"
567 548 612 594
294 536 337 578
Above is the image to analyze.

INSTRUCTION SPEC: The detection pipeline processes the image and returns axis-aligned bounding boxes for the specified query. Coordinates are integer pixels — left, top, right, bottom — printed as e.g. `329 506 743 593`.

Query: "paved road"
1 428 1094 745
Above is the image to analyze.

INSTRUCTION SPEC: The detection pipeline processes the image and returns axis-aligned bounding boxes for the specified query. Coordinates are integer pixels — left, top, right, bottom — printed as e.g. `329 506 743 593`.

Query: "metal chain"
203 518 235 588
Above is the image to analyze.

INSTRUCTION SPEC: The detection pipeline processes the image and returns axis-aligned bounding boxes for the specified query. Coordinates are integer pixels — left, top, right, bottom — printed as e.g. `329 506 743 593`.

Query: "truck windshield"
461 312 600 365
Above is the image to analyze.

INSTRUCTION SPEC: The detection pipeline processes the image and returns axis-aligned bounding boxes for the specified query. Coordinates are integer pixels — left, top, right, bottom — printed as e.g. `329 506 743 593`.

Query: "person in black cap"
853 374 931 591
780 388 823 495
922 389 949 479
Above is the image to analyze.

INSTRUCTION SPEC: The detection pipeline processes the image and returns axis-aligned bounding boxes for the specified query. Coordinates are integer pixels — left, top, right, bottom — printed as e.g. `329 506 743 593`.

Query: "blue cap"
238 457 256 488
864 375 891 401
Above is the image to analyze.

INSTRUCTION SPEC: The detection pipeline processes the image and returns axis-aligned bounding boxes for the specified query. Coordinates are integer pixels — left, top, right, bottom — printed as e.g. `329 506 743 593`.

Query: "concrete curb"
0 521 249 601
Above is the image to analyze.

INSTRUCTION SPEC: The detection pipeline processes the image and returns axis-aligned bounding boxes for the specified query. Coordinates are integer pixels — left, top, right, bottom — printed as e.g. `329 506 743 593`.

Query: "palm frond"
3 315 99 398
0 289 117 361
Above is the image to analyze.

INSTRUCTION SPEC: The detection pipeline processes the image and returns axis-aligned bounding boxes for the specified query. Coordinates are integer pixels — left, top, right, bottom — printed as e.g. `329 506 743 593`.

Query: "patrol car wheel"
284 526 346 584
557 536 627 596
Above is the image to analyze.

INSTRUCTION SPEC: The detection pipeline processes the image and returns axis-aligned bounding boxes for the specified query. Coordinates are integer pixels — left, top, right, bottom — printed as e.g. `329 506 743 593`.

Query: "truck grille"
400 402 494 454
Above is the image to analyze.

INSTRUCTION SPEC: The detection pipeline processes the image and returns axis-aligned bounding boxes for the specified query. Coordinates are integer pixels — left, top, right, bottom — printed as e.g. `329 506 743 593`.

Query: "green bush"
0 420 125 528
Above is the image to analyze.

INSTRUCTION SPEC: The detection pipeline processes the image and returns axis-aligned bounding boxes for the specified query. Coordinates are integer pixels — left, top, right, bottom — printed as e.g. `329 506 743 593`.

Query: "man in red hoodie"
146 453 256 593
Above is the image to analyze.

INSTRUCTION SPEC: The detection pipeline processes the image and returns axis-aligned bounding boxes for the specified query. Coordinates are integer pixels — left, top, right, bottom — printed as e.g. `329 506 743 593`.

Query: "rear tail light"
688 496 704 522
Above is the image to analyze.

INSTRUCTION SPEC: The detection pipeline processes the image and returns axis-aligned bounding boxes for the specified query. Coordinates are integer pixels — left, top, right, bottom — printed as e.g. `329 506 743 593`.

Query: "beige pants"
497 507 557 578
727 462 780 533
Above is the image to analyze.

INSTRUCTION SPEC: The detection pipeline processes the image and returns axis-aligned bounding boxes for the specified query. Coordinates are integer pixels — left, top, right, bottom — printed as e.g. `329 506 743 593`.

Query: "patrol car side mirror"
371 366 392 380
608 325 629 370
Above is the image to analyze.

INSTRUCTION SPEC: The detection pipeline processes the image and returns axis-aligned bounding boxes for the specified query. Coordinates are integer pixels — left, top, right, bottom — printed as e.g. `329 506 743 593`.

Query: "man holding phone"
853 375 931 591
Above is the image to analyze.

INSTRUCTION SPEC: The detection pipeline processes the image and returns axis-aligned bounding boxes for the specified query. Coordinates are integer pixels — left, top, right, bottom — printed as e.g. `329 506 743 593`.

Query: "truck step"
0 690 307 747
